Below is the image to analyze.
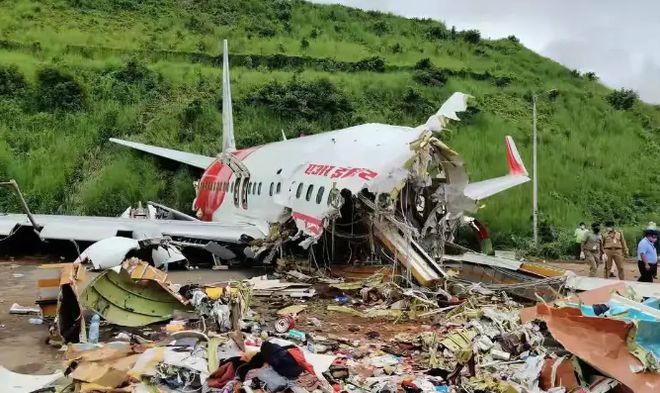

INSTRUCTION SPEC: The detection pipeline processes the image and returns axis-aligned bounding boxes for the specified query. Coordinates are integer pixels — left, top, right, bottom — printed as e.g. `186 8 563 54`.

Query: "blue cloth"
638 237 658 264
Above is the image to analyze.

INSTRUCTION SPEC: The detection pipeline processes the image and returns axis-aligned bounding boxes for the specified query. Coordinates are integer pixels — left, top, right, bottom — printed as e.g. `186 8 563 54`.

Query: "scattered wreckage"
6 260 660 393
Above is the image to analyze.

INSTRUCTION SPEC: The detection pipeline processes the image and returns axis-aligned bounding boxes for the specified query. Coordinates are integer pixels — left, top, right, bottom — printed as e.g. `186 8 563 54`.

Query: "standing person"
573 222 589 260
602 221 629 280
582 223 603 277
637 229 658 282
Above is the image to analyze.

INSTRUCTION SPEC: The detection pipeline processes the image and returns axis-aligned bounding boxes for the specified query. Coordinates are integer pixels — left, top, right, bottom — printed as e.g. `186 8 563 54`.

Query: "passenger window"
316 186 325 204
306 184 314 201
258 182 262 195
269 182 274 196
296 183 304 199
276 182 281 194
252 182 257 195
230 181 234 193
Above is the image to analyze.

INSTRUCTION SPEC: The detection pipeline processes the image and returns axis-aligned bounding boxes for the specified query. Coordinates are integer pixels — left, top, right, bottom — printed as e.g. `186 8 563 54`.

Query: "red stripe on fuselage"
194 147 258 221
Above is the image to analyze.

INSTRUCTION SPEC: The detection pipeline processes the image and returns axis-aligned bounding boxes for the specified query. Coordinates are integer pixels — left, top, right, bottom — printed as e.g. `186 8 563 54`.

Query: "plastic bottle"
88 314 100 344
28 317 43 325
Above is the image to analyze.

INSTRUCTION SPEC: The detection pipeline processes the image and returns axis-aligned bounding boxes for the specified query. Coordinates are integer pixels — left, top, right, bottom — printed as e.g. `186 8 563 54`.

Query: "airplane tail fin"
222 39 236 152
462 136 530 201
505 135 528 176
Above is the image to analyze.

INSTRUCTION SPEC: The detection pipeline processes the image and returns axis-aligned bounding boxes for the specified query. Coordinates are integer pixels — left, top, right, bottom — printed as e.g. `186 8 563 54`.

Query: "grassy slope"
0 0 658 252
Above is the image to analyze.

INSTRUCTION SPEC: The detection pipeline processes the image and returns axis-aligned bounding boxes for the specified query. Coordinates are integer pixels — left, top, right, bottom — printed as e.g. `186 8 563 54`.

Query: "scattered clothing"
261 341 304 379
255 366 289 392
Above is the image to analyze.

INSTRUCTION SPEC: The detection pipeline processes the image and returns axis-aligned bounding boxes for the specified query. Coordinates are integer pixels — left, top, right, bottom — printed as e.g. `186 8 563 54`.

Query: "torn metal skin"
81 259 192 327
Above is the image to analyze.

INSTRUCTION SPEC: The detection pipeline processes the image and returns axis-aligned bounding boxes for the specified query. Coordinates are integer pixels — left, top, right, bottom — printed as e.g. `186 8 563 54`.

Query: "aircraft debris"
0 365 63 393
75 236 186 270
80 258 191 327
9 263 660 393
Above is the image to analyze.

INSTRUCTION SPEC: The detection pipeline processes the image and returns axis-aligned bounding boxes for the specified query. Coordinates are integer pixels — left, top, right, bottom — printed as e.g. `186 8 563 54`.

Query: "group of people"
573 221 658 282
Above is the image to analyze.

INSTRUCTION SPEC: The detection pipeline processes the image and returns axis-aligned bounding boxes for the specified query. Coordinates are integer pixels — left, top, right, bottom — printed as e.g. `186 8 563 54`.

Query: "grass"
0 0 659 254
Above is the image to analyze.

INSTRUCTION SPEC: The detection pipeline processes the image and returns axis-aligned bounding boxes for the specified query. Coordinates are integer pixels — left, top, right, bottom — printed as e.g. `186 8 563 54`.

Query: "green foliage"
606 88 638 110
462 29 481 44
0 65 27 96
585 72 598 81
35 68 87 111
245 78 354 127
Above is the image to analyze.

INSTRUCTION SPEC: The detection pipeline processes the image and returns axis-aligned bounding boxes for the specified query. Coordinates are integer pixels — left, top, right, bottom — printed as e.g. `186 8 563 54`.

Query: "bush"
414 58 433 70
351 56 385 72
35 67 87 111
507 35 520 43
0 65 27 97
246 79 354 126
371 20 388 36
114 59 156 86
398 87 433 117
413 68 447 87
300 38 310 50
426 26 447 40
462 29 481 44
606 88 638 110
585 71 598 81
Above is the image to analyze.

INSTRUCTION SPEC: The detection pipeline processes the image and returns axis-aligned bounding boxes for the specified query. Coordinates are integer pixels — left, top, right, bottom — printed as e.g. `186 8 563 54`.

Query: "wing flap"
110 138 215 170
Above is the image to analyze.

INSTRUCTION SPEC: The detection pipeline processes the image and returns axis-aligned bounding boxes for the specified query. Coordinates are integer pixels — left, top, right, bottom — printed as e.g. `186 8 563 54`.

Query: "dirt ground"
0 257 654 375
550 258 653 282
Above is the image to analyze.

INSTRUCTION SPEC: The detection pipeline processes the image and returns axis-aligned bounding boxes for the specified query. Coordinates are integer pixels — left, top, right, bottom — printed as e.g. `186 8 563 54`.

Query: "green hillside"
0 0 658 252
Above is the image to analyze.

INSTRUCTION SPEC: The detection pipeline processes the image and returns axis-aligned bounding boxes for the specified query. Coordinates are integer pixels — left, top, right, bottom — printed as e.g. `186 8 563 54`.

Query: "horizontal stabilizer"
463 136 530 201
110 138 215 170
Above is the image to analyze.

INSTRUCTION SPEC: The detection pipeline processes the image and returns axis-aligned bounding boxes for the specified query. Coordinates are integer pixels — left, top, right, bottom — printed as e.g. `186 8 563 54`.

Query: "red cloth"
287 347 316 376
208 362 236 389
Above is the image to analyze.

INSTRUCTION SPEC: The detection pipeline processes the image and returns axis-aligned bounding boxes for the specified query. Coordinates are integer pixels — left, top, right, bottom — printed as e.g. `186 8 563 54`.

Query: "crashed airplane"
0 40 529 279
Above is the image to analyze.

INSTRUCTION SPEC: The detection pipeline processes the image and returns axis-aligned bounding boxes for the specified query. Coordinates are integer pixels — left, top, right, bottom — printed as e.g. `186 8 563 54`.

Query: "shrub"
507 35 520 43
300 38 310 50
606 88 638 110
246 79 353 126
585 72 598 81
114 59 156 86
414 58 433 70
462 29 481 44
371 20 388 36
0 65 27 96
426 25 447 40
390 42 402 54
35 67 86 111
351 56 385 72
413 68 447 87
398 87 433 117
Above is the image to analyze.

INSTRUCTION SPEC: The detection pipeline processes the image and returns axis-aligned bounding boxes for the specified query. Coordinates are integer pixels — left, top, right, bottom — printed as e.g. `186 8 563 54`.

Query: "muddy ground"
0 257 653 375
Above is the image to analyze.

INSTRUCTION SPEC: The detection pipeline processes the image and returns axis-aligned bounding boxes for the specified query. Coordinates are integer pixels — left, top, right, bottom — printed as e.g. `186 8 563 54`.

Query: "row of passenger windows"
295 182 335 206
201 179 334 205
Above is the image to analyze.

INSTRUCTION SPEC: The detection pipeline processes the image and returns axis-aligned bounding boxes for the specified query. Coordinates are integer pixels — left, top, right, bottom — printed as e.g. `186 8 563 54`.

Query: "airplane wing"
463 136 530 201
110 138 215 170
0 213 267 244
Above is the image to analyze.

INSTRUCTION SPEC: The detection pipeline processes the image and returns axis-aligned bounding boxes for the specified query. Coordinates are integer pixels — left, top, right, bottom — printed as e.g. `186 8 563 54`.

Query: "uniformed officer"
581 223 603 277
602 221 629 280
